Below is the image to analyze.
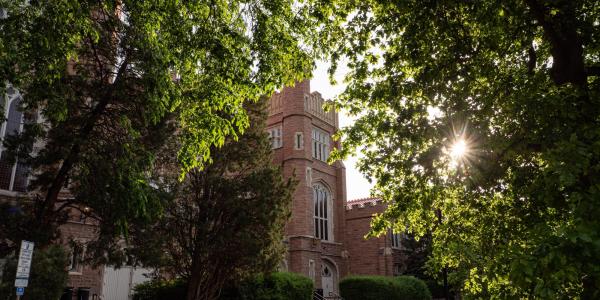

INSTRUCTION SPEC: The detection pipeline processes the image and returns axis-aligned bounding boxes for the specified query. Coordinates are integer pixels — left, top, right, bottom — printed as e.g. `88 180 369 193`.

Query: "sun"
450 139 467 159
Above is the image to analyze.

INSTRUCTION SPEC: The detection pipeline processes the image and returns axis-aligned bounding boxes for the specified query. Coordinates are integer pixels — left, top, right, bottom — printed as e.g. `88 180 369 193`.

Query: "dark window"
0 89 29 192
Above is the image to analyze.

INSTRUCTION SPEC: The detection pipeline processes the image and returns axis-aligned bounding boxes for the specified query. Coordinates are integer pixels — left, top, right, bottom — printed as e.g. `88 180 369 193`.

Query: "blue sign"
16 287 24 296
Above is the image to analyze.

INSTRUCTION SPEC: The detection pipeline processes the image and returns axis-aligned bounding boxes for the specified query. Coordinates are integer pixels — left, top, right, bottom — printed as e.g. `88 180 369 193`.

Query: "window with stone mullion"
313 184 330 241
312 128 330 161
0 88 29 192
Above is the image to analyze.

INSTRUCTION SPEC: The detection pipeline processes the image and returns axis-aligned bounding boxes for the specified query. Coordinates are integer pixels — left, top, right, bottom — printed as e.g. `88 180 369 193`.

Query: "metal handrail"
313 291 326 300
323 291 344 300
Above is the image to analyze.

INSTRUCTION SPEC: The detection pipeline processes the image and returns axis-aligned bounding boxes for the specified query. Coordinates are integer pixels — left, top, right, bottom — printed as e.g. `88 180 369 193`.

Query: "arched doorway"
321 260 337 297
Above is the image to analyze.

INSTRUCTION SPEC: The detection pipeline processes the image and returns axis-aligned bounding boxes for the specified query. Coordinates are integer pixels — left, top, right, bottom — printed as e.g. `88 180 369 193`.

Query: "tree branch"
39 54 130 226
585 66 600 77
524 0 587 86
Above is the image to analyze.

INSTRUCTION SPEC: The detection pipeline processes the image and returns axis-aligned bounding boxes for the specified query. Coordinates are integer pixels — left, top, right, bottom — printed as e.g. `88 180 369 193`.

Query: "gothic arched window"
313 183 332 241
0 87 28 192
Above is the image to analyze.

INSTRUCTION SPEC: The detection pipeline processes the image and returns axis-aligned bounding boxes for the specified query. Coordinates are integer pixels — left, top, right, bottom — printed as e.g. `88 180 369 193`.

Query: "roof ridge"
345 197 383 210
347 197 380 203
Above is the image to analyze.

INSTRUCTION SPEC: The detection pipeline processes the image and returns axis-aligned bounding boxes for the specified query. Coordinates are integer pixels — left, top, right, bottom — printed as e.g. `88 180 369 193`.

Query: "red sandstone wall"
344 201 398 277
267 80 347 290
60 212 104 299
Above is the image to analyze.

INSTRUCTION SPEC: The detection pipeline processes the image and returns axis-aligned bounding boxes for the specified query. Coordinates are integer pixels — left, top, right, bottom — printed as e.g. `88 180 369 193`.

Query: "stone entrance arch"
321 259 338 297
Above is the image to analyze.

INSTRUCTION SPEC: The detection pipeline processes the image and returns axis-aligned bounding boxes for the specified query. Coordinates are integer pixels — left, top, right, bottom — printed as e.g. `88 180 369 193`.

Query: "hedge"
221 272 313 300
340 275 431 300
132 279 187 300
395 276 432 300
133 272 313 300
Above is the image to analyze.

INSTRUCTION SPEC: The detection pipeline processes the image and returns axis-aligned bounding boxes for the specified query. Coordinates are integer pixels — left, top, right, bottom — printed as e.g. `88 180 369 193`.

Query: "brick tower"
266 80 347 296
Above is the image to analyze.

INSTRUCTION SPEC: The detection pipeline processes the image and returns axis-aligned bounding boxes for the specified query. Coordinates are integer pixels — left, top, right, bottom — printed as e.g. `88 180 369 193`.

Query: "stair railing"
313 291 325 300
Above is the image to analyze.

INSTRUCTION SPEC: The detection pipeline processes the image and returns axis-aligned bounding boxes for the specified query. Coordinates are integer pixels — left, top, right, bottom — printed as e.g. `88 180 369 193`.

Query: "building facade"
344 198 406 277
1 80 407 299
266 80 348 297
266 81 408 298
0 86 106 299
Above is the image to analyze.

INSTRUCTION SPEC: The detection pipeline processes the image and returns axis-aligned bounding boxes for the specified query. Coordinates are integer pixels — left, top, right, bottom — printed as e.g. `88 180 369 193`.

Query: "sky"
310 62 375 201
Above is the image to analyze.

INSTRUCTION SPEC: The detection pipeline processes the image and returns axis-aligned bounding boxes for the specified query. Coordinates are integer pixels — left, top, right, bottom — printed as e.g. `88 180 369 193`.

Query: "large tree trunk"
185 263 203 300
525 0 587 86
525 2 599 298
186 259 221 300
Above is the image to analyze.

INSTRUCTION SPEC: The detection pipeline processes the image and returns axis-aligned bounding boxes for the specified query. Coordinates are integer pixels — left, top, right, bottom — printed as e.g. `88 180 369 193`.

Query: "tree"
128 98 296 300
315 0 600 298
0 0 312 256
399 234 431 280
0 245 68 300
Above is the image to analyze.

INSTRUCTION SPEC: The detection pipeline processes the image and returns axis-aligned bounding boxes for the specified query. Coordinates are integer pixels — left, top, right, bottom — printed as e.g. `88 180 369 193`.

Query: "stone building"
1 80 408 299
344 197 406 277
266 80 407 298
0 87 106 299
266 80 348 297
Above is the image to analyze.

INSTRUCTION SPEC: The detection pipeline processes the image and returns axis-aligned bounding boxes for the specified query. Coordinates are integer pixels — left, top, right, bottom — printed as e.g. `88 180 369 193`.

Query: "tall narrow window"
0 87 29 192
68 244 84 274
311 127 330 161
308 260 315 281
294 132 303 150
313 183 332 241
267 125 282 149
391 231 402 248
305 167 312 186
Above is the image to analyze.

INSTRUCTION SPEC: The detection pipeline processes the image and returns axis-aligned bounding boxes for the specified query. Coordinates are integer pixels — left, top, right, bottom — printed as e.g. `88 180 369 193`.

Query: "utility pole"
436 208 451 300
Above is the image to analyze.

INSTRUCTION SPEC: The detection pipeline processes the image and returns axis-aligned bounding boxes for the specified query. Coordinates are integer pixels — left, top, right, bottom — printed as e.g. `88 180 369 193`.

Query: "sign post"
14 240 34 300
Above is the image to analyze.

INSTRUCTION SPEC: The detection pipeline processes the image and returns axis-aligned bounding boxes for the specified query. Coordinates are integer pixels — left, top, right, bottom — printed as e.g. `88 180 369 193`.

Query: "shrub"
132 279 186 300
0 245 69 300
395 276 432 300
340 275 431 300
340 276 402 300
134 272 313 300
221 272 313 300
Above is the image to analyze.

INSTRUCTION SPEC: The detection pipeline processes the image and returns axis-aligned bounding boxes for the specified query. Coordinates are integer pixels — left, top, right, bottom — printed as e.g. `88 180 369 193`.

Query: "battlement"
304 92 336 126
345 197 382 210
268 91 284 116
267 82 337 128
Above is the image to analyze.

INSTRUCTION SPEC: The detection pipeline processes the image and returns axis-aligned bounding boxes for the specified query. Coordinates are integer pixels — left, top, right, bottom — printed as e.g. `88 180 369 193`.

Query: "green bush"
0 245 69 300
340 276 402 300
132 279 186 300
133 272 313 300
340 275 431 300
395 276 432 300
221 272 313 300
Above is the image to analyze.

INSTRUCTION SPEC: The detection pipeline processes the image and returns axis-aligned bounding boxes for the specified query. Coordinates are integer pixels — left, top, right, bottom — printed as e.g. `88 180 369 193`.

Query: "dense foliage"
0 245 68 300
128 98 296 300
339 275 431 300
133 272 313 300
0 0 312 256
398 234 452 298
316 0 600 298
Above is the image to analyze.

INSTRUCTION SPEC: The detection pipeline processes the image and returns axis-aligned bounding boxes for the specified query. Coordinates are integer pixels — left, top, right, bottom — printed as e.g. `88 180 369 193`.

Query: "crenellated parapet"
345 197 382 210
268 91 283 116
304 92 336 126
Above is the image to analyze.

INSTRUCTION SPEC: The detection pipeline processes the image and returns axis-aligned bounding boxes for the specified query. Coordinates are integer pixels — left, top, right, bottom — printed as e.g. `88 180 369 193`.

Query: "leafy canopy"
0 0 312 249
124 98 296 300
316 0 600 298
